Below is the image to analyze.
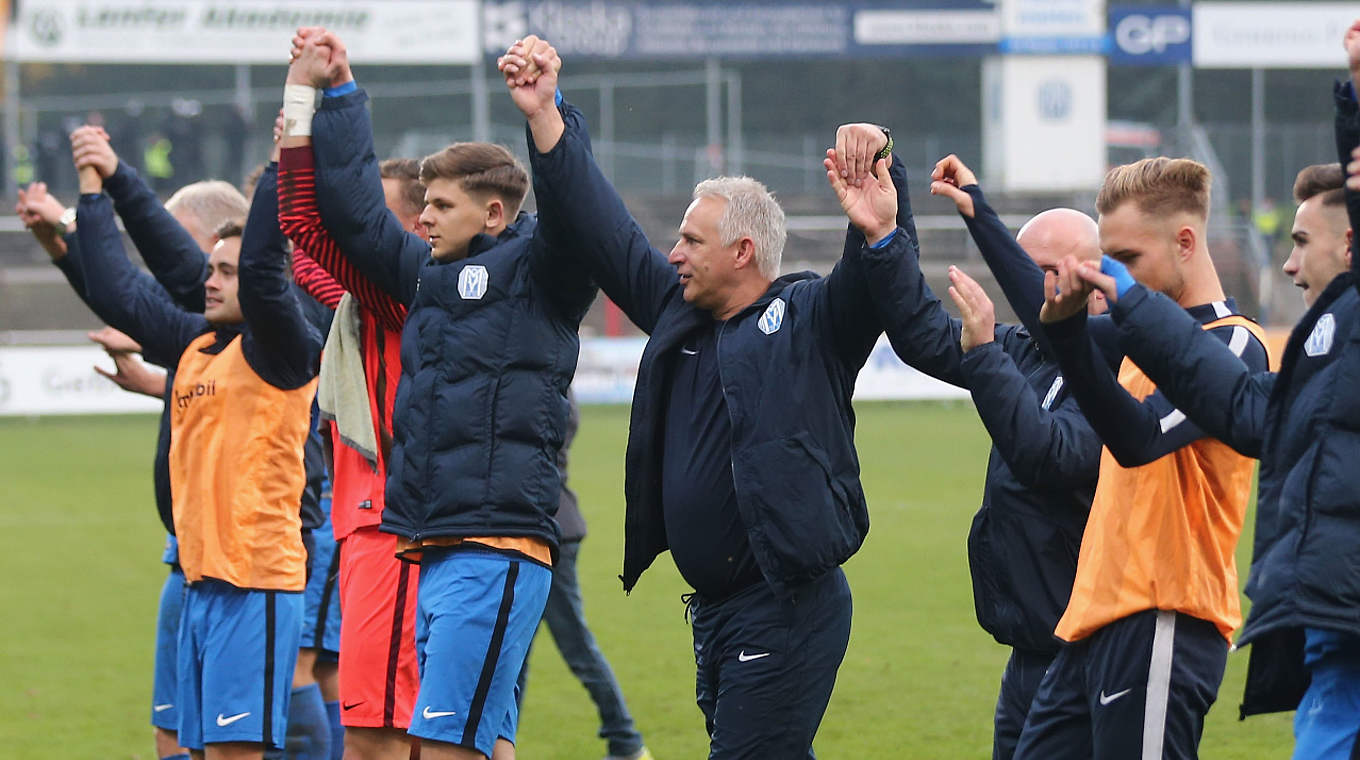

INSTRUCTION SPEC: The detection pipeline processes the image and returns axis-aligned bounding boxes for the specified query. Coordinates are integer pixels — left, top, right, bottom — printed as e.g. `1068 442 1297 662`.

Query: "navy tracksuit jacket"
857 169 1100 655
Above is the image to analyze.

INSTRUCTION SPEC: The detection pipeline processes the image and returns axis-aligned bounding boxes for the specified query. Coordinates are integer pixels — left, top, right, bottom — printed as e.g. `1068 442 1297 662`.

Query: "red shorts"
337 526 420 729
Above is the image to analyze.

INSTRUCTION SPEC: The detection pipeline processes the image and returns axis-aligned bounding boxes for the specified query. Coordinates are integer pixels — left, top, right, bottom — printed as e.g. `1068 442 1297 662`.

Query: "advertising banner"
1194 2 1356 69
483 1 999 60
1108 6 1192 66
11 0 478 64
0 338 966 415
983 54 1107 193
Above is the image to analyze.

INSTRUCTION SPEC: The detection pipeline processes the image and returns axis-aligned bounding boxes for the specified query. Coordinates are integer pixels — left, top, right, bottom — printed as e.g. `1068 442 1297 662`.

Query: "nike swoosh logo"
342 701 364 711
1099 688 1132 706
737 650 771 662
422 706 458 719
153 704 173 712
216 711 251 726
680 347 698 355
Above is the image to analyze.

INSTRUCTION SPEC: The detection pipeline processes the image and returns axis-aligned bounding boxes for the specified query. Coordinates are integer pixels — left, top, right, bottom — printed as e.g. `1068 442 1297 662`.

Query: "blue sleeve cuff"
869 228 898 249
324 81 358 98
1099 255 1137 298
554 88 563 106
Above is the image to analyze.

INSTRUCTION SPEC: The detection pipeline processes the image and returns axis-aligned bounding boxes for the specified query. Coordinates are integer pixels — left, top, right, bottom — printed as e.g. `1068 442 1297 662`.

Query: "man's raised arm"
502 36 675 335
238 162 322 390
72 160 207 370
71 125 210 312
286 30 425 306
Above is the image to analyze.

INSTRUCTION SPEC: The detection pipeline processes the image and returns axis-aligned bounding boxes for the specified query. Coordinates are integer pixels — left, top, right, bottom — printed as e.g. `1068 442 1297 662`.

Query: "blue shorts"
1293 629 1360 759
152 563 185 730
177 580 302 750
409 548 552 757
301 501 341 655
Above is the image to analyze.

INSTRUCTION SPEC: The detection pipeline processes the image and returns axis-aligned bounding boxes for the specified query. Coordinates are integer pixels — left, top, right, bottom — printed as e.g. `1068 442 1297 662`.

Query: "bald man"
837 137 1104 760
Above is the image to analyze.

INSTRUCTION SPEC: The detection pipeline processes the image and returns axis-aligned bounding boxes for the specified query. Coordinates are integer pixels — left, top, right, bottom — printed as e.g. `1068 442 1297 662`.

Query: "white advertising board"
982 55 1107 193
572 335 968 405
11 0 479 64
1193 3 1357 69
0 346 162 416
0 337 967 416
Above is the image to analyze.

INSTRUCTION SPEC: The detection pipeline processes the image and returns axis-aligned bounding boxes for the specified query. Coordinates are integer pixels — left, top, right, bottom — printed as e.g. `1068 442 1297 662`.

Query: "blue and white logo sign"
1108 6 1191 65
458 265 489 300
1305 313 1335 357
758 298 786 335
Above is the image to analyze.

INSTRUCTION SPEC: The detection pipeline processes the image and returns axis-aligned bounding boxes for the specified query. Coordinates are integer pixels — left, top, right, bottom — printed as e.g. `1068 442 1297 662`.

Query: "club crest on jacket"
459 265 489 300
758 298 785 335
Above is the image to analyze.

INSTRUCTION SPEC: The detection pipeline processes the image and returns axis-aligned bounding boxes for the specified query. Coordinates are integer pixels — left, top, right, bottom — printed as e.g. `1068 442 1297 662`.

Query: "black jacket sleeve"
1108 285 1273 458
51 233 87 299
962 185 1122 369
237 165 322 390
311 89 427 306
527 101 677 335
1041 296 1269 467
858 159 998 386
74 191 208 367
104 162 210 312
1337 82 1360 285
960 337 1102 489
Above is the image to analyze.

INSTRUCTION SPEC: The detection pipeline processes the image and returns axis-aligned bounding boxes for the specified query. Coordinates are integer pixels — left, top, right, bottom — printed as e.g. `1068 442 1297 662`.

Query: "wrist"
283 84 318 137
865 225 896 248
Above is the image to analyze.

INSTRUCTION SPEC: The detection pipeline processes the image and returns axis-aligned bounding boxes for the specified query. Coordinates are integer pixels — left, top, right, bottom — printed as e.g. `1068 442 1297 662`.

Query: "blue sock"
285 683 331 760
161 755 190 760
324 700 345 760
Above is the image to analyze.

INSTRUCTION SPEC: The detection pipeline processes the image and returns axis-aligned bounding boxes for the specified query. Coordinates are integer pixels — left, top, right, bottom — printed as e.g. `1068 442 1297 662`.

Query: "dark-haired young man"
72 127 321 760
286 30 596 760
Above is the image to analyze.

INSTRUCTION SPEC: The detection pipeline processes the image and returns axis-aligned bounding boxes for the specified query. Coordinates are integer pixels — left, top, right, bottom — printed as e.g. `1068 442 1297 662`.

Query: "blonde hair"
166 180 250 239
1096 157 1211 222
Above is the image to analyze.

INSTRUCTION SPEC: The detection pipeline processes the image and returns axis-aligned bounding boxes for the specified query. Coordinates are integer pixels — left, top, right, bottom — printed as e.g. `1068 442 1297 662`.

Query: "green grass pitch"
0 402 1293 758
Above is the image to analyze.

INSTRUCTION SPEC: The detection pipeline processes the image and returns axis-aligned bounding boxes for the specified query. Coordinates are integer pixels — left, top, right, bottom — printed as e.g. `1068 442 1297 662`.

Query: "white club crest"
458 265 489 300
758 298 786 335
1305 313 1335 357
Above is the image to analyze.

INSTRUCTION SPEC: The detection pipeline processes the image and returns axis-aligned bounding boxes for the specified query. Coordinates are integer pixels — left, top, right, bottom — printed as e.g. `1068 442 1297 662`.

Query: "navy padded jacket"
311 88 597 557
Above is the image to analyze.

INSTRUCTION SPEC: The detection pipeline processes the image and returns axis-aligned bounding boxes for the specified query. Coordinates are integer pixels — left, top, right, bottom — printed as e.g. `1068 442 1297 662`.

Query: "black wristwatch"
875 126 893 161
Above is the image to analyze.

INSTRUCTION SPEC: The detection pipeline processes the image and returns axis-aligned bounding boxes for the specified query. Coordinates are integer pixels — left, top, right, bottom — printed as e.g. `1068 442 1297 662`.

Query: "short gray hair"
692 176 786 279
165 180 249 241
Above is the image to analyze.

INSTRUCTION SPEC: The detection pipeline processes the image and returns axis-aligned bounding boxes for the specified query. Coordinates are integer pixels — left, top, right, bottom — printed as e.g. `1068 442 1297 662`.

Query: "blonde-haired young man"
1014 157 1270 759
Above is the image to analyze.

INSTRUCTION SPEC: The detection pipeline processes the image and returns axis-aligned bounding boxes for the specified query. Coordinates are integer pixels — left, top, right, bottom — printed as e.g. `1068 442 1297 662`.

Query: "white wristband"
282 84 318 137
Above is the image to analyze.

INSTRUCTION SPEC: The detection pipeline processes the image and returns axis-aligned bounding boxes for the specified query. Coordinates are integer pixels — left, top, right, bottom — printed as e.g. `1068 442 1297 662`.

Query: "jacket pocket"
735 432 866 588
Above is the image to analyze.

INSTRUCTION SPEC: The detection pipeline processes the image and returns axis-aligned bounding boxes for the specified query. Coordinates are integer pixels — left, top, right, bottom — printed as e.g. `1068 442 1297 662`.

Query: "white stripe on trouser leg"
1142 611 1176 759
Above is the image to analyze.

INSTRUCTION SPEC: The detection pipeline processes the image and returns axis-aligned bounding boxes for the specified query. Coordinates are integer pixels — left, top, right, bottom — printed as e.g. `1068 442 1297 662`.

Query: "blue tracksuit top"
528 100 888 597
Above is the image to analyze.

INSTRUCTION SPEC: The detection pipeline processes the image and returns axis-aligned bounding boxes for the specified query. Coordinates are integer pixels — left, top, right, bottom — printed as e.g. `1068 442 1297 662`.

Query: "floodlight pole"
3 60 19 200
1251 67 1265 213
1176 0 1192 129
599 80 615 181
706 57 722 174
234 64 253 184
726 71 743 175
472 1 490 143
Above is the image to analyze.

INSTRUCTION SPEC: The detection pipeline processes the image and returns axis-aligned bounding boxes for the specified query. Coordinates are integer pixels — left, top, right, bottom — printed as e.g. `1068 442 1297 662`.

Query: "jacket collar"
465 212 533 260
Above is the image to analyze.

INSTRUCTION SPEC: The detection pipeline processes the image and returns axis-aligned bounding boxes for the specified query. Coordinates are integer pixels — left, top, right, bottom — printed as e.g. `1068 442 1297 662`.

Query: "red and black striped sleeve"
278 145 407 332
291 246 346 309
